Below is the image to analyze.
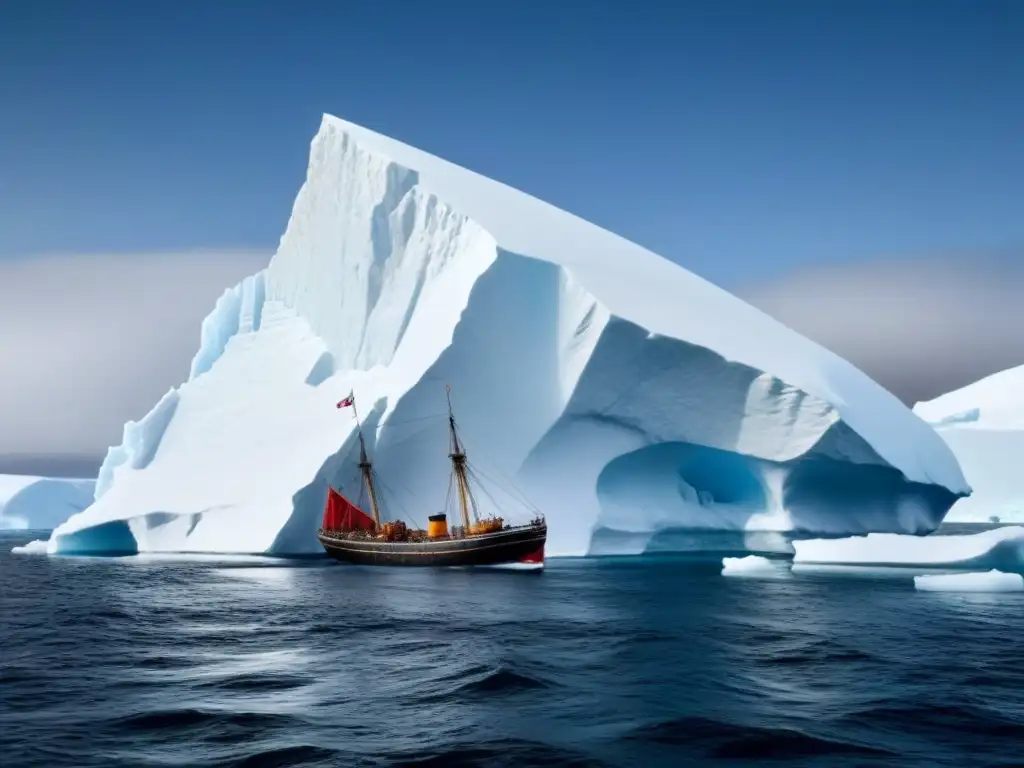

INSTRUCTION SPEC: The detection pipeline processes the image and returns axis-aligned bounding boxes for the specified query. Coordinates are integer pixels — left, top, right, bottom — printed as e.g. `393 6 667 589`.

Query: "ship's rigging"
317 385 547 567
331 386 542 538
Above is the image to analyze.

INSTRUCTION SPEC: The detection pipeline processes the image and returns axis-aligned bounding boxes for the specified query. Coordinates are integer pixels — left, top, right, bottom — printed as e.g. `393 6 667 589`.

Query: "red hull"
519 544 545 565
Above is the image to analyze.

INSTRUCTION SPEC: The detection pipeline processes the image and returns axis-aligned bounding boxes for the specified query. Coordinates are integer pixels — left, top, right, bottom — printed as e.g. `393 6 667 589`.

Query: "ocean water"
1 530 1022 768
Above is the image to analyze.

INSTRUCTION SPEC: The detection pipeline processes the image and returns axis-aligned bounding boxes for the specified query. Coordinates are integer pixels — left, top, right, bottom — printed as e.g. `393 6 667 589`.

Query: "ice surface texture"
0 475 95 530
914 570 1023 593
914 366 1023 523
793 526 1024 572
48 115 969 556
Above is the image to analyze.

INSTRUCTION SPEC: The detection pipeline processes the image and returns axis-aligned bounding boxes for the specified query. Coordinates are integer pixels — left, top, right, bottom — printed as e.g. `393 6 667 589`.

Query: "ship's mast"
446 385 475 532
350 396 382 530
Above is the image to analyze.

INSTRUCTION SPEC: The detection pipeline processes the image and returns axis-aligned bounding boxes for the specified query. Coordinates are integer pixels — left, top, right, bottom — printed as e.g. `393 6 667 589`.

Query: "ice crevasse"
47 115 970 557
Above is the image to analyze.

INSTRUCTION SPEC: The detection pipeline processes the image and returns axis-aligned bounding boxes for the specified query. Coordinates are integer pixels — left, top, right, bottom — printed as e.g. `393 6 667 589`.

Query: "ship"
317 386 547 568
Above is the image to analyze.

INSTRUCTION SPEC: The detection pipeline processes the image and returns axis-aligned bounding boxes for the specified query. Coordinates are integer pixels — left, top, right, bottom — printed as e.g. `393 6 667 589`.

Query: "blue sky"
2 0 1023 472
1 0 1021 287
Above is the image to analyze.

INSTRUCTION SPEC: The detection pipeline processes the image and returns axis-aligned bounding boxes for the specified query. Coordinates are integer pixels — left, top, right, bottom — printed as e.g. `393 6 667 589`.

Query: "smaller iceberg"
914 365 1024 523
792 526 1024 572
914 570 1023 593
0 475 96 530
721 555 783 576
11 539 48 555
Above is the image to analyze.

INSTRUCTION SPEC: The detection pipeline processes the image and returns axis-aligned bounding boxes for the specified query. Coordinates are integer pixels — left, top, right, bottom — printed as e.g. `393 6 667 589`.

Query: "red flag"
336 395 354 409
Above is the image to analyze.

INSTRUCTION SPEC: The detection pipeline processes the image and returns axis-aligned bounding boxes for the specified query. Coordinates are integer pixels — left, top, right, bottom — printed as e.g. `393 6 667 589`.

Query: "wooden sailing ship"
317 386 547 568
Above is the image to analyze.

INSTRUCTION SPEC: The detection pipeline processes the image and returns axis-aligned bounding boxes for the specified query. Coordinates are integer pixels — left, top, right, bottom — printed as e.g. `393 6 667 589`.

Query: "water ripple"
2 529 1022 768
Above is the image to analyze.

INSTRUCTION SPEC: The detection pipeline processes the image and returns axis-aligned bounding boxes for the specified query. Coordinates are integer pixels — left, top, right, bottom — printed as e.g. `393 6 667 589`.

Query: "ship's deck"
319 521 545 546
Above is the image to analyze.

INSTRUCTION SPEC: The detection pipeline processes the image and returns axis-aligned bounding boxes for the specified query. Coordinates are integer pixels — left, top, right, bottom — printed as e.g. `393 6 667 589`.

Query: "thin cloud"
0 250 268 475
3 248 1020 477
737 250 1024 405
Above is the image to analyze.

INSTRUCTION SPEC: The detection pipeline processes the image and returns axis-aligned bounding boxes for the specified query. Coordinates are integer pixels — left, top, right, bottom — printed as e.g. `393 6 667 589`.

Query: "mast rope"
467 463 540 521
443 414 543 518
466 465 512 522
335 468 361 495
372 472 425 532
468 460 542 515
463 473 482 524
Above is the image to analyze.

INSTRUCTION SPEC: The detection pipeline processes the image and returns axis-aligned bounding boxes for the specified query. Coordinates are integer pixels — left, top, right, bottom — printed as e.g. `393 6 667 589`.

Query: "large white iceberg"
0 474 95 530
914 366 1023 523
47 115 969 557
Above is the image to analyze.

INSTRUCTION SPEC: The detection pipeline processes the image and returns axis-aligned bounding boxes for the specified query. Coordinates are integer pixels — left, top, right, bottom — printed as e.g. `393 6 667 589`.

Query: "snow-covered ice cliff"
47 115 969 557
914 366 1023 523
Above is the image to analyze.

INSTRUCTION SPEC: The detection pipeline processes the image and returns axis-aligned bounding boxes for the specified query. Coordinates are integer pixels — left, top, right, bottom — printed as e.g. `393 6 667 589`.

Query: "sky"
0 0 1022 475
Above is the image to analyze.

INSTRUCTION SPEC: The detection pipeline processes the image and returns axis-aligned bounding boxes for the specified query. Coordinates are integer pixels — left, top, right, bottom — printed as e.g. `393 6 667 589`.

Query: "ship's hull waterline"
317 525 546 567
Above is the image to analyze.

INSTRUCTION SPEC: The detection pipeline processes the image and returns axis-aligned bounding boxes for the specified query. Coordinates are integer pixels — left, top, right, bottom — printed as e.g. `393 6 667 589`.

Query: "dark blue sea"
2 528 1022 768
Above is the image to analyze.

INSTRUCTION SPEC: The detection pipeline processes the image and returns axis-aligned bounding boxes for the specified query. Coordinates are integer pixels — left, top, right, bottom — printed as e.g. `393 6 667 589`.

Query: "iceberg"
792 526 1024 572
0 474 96 531
914 366 1024 523
914 570 1023 593
0 474 40 518
11 539 49 555
721 555 783 576
47 115 969 557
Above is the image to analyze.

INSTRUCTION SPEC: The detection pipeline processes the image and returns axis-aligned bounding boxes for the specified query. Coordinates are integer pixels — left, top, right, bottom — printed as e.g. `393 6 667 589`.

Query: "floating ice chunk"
721 555 781 575
792 526 1024 571
914 570 1023 593
11 539 49 555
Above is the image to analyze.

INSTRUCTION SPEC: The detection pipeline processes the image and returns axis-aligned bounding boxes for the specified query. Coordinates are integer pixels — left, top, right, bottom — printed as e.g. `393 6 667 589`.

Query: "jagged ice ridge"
47 115 969 557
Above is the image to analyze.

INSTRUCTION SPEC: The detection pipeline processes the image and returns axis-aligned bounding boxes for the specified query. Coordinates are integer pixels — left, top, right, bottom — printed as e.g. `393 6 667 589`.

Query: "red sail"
322 486 375 531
